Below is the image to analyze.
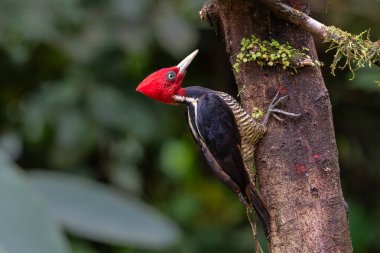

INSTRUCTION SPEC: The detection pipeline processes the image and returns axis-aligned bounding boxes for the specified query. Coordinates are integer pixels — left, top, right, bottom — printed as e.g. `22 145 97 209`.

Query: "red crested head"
136 50 198 104
136 66 184 104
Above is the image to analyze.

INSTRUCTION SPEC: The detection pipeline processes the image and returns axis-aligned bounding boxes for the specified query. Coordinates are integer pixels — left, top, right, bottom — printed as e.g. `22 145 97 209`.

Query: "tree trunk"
200 0 353 252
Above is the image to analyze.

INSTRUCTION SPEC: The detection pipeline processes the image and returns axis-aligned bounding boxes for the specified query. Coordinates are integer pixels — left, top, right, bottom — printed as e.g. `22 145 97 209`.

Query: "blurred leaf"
349 201 377 252
0 152 70 253
0 132 22 160
29 171 181 249
160 139 195 180
0 245 9 253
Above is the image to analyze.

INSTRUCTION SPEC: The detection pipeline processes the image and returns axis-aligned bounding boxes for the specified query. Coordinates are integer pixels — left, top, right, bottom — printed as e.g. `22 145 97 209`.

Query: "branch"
257 0 326 38
258 0 380 72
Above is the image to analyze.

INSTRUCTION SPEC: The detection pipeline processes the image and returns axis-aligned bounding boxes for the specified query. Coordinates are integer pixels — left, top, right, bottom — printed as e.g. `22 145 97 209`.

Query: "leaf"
0 245 9 253
0 152 70 253
29 171 181 249
0 132 22 160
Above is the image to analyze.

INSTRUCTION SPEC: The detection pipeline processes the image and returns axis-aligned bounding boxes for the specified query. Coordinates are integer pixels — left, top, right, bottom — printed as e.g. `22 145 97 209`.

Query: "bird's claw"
262 91 300 125
272 113 284 122
270 108 301 118
269 93 288 109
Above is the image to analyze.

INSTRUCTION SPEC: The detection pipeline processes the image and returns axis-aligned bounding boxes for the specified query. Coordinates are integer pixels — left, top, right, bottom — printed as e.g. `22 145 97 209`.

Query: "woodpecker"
136 50 299 237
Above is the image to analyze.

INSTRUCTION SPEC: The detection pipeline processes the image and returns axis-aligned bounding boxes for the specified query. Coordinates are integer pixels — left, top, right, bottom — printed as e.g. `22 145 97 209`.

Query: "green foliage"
233 35 320 73
349 201 378 252
0 149 181 252
30 171 181 249
325 26 380 80
0 152 69 253
160 138 196 180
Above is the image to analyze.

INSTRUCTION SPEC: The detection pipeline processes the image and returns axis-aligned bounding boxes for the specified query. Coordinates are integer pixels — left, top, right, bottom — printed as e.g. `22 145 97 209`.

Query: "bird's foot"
262 91 301 126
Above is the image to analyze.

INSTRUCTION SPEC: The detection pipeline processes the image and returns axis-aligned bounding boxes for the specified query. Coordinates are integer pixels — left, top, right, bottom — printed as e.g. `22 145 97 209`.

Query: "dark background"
0 0 379 252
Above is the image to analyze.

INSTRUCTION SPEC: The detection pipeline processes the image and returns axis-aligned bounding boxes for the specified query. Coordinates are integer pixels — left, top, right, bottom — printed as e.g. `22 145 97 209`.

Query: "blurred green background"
0 0 379 252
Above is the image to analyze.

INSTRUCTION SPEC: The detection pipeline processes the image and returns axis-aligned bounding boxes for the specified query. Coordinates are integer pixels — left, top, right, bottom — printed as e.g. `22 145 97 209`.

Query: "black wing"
186 92 270 236
187 93 250 194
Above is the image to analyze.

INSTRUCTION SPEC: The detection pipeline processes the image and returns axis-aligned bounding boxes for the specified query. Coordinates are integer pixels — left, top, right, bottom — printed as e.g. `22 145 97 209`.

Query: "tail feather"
246 184 271 237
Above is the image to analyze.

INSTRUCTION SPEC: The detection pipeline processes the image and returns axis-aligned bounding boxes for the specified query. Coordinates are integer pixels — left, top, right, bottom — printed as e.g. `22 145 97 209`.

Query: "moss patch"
233 35 321 73
251 107 264 119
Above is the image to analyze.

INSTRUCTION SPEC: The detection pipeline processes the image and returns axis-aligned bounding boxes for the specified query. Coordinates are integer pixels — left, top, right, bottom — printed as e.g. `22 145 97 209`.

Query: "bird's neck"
176 87 187 97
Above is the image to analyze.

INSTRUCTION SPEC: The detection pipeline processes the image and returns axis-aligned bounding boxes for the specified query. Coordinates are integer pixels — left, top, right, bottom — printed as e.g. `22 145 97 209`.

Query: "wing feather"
188 93 250 194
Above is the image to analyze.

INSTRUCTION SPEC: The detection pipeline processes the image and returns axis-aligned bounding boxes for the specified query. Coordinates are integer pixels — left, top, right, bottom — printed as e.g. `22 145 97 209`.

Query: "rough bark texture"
200 0 353 252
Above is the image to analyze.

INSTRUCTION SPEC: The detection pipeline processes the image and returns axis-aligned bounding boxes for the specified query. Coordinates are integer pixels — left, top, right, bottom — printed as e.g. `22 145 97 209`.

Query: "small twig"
246 208 264 253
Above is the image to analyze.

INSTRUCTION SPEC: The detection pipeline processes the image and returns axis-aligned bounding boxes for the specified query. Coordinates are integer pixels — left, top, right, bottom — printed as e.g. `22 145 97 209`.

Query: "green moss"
324 26 380 80
251 107 264 119
233 35 321 73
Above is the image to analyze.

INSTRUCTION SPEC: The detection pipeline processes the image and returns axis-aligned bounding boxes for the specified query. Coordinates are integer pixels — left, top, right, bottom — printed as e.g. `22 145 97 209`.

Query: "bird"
136 49 300 237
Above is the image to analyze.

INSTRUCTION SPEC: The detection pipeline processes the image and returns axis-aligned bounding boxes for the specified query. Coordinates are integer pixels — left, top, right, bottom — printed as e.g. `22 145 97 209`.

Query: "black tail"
246 184 271 237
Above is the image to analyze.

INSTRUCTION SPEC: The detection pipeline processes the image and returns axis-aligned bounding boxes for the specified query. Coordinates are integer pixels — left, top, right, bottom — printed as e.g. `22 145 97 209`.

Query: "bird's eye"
166 71 176 81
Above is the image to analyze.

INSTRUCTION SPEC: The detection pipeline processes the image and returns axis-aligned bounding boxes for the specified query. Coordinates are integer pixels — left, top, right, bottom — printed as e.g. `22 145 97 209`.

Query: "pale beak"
177 49 199 74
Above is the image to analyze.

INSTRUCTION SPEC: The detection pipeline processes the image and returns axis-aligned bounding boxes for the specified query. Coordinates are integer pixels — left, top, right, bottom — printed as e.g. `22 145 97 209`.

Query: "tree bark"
200 1 353 252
